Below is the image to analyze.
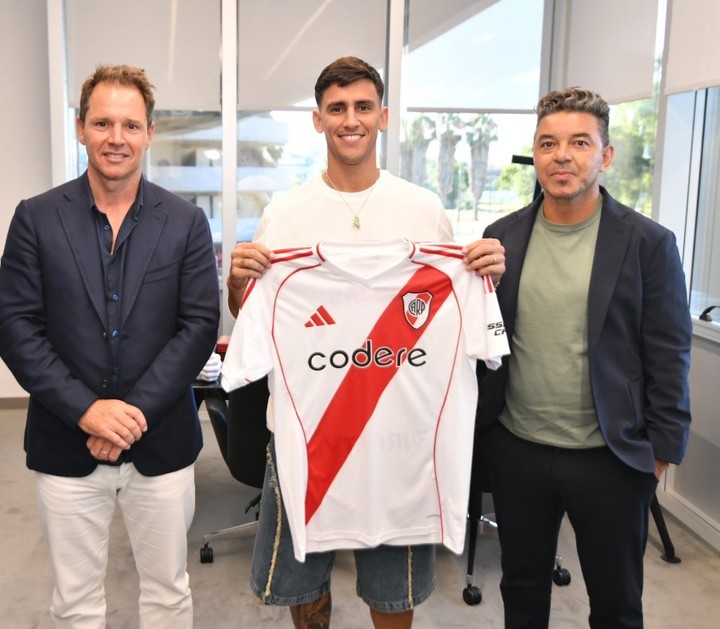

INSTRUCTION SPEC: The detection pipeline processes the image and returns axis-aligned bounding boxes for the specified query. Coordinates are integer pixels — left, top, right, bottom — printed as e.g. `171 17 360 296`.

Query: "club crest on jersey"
402 291 433 329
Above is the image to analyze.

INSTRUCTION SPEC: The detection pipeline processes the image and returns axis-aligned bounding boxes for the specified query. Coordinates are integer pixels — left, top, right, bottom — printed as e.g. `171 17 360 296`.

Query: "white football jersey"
222 239 509 561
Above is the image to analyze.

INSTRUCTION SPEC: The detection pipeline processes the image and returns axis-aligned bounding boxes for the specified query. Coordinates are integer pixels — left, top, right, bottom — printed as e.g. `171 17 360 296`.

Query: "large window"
402 0 544 243
400 112 537 242
403 0 544 110
603 98 658 217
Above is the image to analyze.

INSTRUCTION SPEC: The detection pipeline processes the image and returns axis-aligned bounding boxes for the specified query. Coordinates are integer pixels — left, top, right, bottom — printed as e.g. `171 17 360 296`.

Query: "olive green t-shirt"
499 203 607 448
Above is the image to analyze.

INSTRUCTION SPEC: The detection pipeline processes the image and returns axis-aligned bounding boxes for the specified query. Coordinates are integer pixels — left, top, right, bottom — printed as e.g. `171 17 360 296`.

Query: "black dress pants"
484 422 658 629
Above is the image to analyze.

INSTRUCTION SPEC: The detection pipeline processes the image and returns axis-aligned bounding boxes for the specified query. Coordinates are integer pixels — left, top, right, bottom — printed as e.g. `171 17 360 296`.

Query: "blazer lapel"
120 185 167 325
57 185 107 326
587 191 633 356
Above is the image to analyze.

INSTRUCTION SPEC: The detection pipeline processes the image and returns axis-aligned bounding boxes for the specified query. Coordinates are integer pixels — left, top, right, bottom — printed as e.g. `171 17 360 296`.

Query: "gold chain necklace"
324 169 380 230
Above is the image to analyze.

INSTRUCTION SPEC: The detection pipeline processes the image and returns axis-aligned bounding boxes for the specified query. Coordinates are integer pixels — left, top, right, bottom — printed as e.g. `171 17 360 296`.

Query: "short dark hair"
535 86 610 147
314 56 384 107
78 64 156 126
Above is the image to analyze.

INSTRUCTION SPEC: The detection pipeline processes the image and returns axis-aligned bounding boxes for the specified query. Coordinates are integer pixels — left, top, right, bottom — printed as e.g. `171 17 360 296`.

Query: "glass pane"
150 111 326 270
151 112 224 273
234 110 328 241
602 98 658 217
405 0 544 110
401 112 537 243
690 87 720 318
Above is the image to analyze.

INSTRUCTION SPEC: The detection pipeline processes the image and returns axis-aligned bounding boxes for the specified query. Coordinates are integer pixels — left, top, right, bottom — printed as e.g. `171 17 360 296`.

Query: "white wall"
0 0 52 398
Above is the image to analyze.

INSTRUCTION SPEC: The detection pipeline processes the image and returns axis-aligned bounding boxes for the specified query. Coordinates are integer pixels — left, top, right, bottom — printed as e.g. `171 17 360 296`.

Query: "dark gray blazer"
476 188 692 473
0 173 220 476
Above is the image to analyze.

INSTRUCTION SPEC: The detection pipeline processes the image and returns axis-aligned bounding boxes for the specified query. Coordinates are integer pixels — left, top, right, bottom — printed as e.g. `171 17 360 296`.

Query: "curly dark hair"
535 86 610 147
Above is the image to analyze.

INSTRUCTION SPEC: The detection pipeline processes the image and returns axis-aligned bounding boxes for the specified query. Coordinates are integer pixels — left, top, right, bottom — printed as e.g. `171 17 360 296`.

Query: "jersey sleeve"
220 278 274 391
418 243 509 369
463 274 509 370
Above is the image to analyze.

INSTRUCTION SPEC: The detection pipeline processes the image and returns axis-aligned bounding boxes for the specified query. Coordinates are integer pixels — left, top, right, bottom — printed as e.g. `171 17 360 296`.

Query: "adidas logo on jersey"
304 305 336 328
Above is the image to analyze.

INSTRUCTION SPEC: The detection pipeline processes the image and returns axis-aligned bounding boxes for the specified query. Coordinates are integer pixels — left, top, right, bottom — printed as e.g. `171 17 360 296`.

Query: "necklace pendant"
353 216 361 229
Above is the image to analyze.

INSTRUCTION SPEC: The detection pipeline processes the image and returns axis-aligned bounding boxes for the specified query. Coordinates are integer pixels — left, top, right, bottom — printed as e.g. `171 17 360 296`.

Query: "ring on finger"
492 254 497 264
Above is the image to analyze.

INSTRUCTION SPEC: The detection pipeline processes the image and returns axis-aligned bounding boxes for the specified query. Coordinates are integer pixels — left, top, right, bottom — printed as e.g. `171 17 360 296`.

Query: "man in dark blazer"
0 65 219 627
475 87 691 629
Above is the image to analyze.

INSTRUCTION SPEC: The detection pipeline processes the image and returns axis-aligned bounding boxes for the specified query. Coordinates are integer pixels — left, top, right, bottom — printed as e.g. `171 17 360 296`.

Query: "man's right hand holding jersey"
227 242 275 317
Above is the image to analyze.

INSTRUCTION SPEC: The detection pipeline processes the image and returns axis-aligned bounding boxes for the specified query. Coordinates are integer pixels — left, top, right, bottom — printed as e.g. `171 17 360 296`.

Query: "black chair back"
226 378 271 489
203 377 271 489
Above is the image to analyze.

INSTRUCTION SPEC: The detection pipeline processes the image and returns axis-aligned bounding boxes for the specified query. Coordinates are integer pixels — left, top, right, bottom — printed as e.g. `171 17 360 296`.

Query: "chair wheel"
200 544 214 564
552 567 571 586
463 585 482 605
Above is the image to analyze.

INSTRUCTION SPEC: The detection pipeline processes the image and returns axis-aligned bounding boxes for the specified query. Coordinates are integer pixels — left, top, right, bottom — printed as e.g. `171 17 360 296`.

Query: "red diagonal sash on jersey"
305 264 454 523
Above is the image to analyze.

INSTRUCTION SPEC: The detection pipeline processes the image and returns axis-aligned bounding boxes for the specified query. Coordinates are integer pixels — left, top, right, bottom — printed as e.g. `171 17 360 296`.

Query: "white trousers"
35 463 195 629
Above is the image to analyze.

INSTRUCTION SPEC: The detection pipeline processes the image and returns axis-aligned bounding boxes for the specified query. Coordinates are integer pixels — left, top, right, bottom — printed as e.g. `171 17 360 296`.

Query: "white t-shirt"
253 170 454 248
222 239 509 560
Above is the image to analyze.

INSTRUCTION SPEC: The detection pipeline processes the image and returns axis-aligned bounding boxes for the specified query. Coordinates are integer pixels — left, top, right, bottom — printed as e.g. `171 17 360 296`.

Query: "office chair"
199 377 271 563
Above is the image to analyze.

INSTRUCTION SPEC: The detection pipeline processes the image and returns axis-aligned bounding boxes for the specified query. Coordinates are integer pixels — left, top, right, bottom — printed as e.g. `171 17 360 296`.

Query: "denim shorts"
250 439 437 612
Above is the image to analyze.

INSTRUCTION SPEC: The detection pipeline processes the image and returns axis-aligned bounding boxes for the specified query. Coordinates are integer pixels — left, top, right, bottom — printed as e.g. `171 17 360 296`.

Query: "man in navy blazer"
0 65 219 627
475 87 691 628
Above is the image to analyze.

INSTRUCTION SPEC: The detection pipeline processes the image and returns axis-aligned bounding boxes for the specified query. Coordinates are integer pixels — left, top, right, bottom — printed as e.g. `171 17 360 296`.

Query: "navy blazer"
476 188 692 473
0 174 220 476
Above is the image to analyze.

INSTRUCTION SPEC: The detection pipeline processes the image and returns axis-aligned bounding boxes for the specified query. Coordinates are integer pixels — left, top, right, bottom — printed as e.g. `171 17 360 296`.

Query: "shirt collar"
83 171 145 219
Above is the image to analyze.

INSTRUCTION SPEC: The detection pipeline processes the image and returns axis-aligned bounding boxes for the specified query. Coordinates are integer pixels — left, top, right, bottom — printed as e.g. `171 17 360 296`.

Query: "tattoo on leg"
290 592 332 629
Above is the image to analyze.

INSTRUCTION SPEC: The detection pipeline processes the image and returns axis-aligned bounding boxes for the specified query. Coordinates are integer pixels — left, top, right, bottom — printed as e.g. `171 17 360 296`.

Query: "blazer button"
100 378 110 388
